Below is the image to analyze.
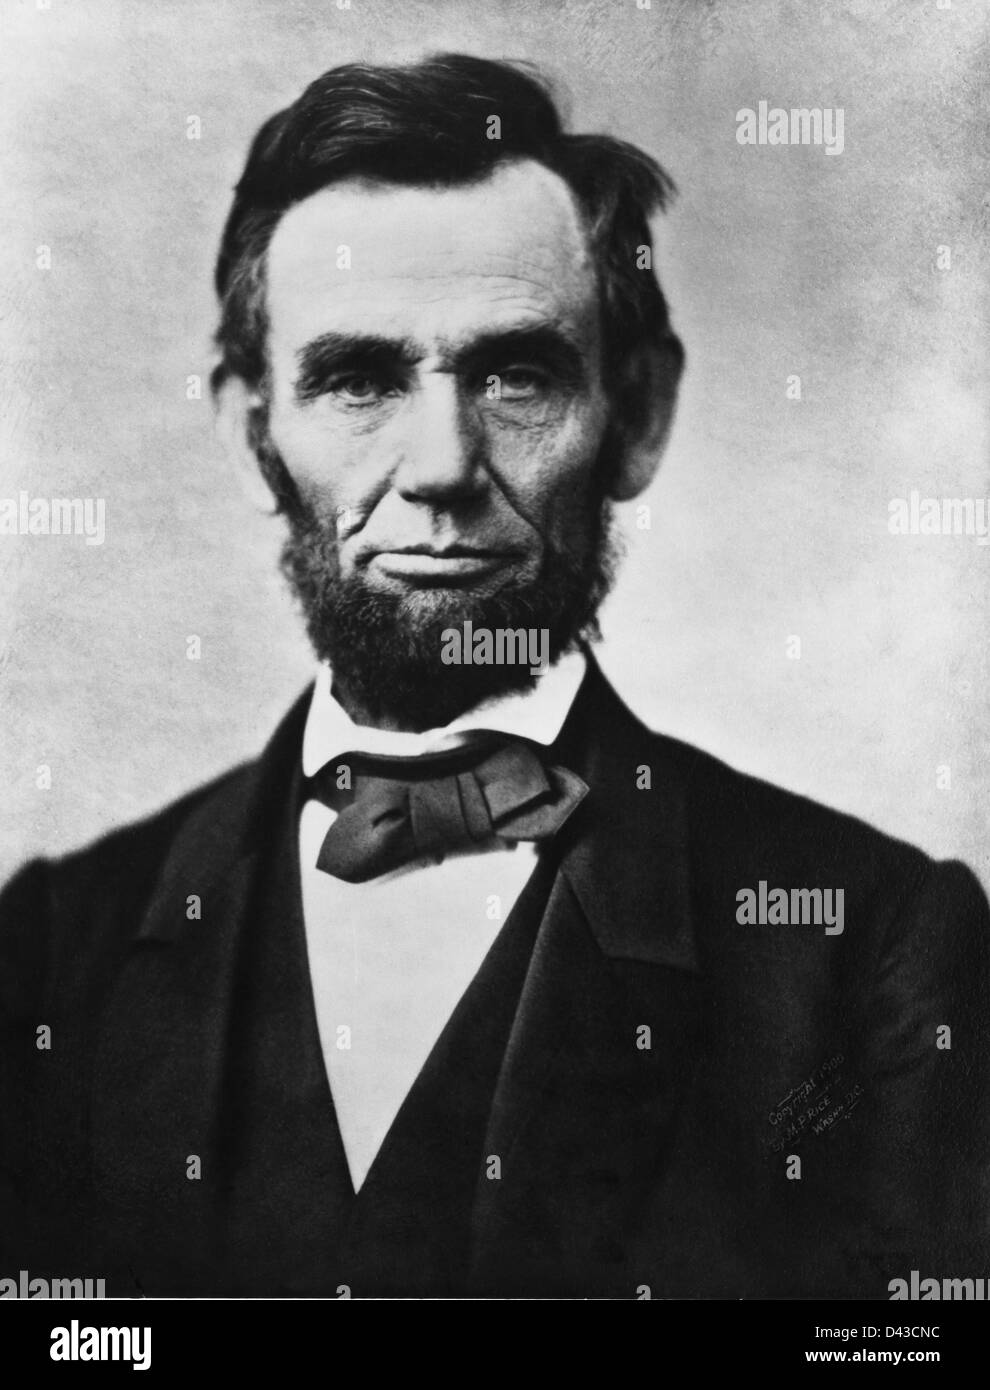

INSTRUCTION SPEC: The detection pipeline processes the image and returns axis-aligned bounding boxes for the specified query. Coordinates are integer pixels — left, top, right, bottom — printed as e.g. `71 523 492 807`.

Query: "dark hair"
212 53 682 405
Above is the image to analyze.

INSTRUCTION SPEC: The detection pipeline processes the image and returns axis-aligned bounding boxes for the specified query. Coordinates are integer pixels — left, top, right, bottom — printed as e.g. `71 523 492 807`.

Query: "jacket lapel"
89 692 315 1284
470 660 707 1293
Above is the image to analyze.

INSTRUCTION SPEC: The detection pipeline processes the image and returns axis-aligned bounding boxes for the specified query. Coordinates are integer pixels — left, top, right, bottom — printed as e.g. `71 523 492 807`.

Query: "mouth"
368 545 521 585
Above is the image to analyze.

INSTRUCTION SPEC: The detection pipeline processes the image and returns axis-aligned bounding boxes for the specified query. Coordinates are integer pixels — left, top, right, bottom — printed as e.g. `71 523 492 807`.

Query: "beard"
261 434 621 731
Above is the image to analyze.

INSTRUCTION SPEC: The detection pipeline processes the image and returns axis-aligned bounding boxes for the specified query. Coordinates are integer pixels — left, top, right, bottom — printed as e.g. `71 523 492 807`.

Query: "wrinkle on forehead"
265 160 600 357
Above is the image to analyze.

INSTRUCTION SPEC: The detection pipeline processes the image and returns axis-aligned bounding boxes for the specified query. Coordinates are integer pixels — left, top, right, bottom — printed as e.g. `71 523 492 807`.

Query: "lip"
370 547 518 583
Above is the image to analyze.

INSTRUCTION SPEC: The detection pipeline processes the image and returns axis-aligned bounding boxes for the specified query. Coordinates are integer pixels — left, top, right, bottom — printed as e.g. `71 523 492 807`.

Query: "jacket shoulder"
659 727 925 855
643 724 979 911
0 757 257 1006
0 686 313 931
4 759 251 897
571 662 950 890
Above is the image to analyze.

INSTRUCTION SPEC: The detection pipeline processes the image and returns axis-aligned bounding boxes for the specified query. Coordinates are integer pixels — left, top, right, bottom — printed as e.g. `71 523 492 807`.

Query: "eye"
328 372 391 404
492 364 549 399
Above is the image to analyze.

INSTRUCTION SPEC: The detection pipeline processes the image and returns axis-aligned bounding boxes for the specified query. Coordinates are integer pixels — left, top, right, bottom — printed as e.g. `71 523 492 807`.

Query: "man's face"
258 159 618 727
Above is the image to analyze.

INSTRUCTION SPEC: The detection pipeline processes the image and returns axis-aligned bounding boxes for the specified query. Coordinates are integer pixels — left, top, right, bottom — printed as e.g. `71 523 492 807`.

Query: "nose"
392 372 487 503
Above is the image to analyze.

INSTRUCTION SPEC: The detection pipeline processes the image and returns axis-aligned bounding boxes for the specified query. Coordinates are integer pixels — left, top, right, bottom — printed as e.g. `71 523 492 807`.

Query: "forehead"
264 160 600 360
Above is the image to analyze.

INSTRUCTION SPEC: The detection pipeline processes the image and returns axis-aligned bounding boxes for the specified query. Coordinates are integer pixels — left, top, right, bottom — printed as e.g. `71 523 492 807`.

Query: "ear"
606 336 684 502
213 372 279 514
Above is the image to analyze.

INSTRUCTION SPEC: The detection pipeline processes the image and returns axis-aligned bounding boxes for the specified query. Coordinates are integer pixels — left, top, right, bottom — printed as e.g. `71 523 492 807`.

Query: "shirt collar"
302 649 588 777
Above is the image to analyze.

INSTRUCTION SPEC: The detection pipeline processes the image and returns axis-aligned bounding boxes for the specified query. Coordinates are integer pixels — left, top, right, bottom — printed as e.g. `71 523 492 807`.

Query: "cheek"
487 413 606 535
268 404 392 517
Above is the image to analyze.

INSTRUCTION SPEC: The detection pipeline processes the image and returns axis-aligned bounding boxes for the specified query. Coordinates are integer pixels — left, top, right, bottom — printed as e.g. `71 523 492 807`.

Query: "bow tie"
307 736 588 883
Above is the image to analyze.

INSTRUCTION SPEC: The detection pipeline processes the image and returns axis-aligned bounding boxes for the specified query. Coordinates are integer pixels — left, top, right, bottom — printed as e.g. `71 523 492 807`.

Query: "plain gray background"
1 0 987 892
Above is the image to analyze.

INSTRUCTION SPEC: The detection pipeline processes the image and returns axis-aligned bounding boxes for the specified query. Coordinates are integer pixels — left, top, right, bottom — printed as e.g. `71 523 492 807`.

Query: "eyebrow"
295 333 417 402
293 325 590 402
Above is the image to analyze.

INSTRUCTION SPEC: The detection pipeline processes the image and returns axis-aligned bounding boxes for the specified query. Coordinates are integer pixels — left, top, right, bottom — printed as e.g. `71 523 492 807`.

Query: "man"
1 54 987 1300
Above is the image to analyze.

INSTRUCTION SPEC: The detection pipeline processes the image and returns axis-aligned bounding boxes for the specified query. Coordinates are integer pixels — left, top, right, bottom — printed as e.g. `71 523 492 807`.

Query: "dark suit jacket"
1 659 988 1298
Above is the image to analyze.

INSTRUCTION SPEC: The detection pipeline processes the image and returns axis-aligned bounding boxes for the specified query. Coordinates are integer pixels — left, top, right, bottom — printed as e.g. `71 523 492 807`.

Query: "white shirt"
298 651 587 1192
